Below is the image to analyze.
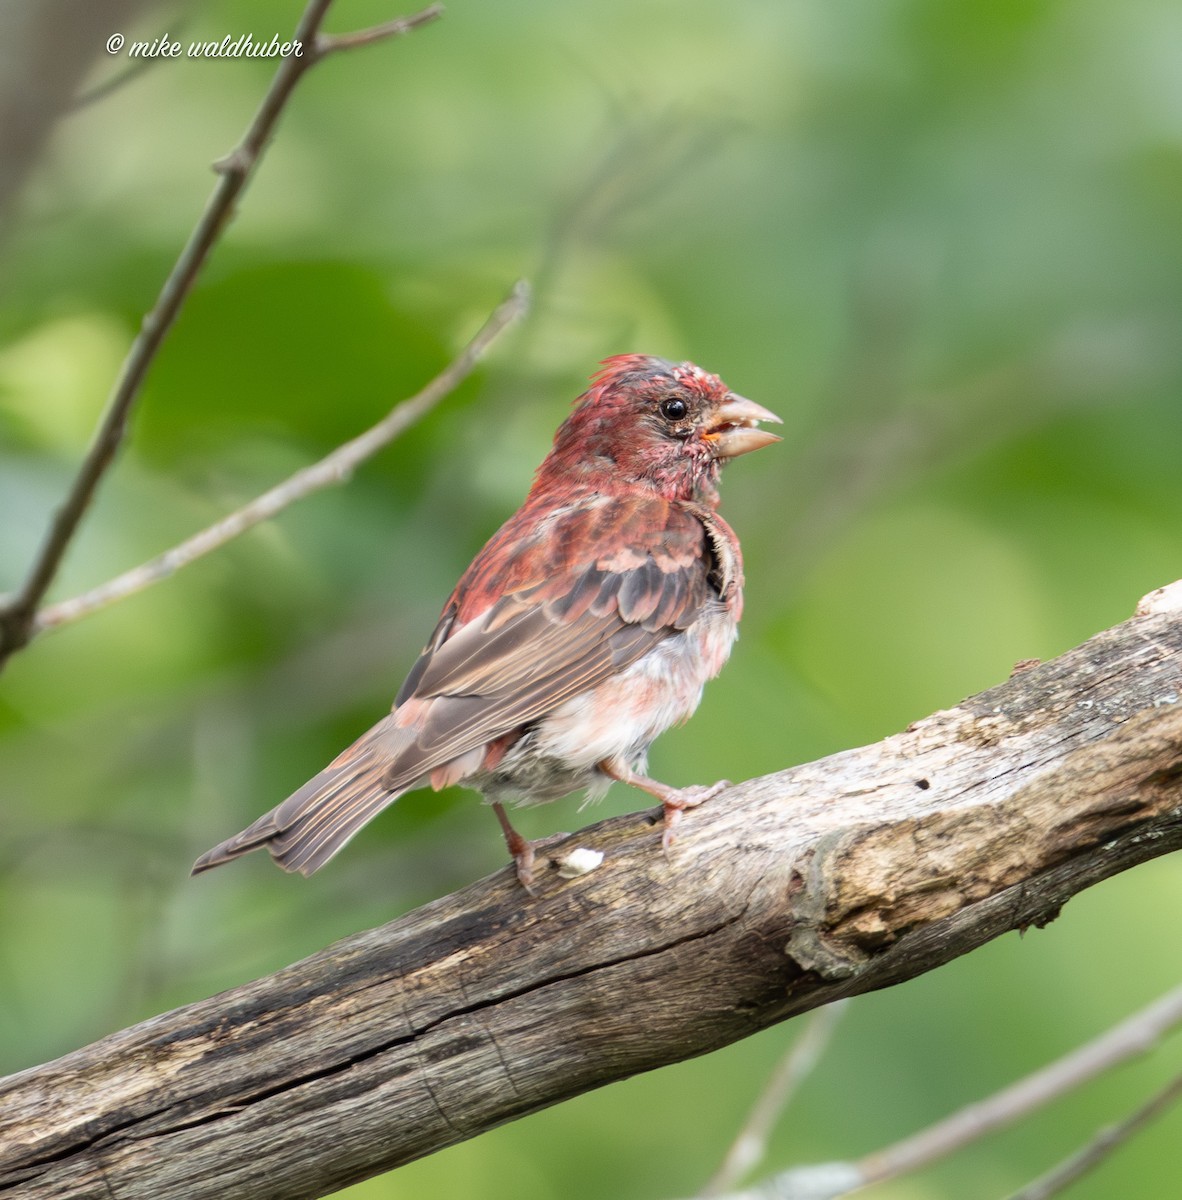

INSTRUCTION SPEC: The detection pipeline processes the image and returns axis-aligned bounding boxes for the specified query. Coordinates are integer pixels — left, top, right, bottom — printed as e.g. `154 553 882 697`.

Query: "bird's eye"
659 397 689 422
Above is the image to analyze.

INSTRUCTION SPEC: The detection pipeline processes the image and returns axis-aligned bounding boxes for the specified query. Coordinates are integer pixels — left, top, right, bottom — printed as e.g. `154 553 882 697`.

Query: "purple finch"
193 355 779 889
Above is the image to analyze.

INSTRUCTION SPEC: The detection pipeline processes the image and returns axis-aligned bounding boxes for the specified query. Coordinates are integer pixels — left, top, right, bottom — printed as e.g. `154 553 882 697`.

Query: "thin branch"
34 281 529 633
700 1002 850 1198
1003 1071 1182 1200
315 7 443 55
855 983 1182 1189
0 1 443 671
718 981 1182 1200
72 18 192 111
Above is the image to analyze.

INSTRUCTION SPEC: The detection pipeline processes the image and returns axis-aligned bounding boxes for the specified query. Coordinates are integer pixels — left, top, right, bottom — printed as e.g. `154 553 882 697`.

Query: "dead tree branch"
1 594 1180 1200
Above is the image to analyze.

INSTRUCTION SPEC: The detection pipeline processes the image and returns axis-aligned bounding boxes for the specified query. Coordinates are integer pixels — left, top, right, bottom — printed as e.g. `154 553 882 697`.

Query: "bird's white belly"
486 606 737 807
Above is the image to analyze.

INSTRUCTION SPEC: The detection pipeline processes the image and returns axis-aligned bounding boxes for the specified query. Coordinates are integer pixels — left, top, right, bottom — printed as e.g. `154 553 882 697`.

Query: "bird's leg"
491 801 538 893
491 802 569 893
599 759 730 851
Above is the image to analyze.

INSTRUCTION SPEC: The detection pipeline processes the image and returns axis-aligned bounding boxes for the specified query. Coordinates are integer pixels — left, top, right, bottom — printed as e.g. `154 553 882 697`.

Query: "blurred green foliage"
2 0 1181 1196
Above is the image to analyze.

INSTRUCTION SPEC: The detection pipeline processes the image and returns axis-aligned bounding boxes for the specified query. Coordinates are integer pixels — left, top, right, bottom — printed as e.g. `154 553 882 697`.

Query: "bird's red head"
532 355 780 506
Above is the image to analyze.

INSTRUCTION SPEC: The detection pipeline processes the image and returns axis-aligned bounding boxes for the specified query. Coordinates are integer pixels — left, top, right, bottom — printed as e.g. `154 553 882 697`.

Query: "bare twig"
855 984 1182 1190
315 8 442 55
700 1002 850 1198
1004 1071 1182 1200
0 1 443 672
34 281 529 633
706 982 1182 1200
72 18 191 111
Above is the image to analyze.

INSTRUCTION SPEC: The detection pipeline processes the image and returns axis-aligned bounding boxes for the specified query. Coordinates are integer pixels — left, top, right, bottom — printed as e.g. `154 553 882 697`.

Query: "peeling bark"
1 602 1180 1200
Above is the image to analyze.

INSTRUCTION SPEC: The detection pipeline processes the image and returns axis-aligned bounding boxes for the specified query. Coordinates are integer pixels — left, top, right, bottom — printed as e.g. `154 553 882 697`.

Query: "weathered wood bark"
2 591 1181 1200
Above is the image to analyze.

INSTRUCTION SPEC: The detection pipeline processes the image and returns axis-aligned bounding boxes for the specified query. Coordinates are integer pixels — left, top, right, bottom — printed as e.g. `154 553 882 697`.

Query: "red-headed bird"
192 355 779 889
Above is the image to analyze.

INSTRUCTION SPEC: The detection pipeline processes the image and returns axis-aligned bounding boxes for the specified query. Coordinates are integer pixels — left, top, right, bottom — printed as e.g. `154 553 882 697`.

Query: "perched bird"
192 355 779 890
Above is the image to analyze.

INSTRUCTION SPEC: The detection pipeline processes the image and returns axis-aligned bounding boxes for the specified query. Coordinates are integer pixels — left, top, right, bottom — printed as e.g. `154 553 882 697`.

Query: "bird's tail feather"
191 716 413 878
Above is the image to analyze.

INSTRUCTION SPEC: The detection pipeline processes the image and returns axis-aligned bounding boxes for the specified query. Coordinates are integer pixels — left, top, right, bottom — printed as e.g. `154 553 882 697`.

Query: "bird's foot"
660 780 730 851
492 801 571 893
598 760 730 852
509 838 538 895
505 831 572 894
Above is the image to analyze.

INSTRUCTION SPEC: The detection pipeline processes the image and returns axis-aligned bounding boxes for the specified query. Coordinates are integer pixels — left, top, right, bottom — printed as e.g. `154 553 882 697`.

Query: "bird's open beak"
703 395 782 460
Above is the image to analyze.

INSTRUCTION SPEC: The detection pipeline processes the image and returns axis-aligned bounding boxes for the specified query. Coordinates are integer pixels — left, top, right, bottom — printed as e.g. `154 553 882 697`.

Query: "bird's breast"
527 601 739 776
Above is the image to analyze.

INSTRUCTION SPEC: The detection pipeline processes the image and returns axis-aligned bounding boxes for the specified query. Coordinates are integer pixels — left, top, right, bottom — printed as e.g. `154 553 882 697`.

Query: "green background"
2 0 1181 1196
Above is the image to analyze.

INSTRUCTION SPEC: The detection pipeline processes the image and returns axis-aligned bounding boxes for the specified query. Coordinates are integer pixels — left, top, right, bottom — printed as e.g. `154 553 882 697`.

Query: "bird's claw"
513 848 538 896
661 779 730 852
509 831 572 894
